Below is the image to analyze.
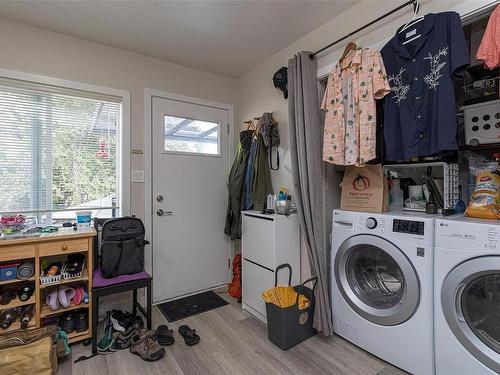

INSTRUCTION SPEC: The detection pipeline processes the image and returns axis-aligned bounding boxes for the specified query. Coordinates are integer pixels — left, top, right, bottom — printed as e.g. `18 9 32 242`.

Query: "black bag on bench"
100 217 148 278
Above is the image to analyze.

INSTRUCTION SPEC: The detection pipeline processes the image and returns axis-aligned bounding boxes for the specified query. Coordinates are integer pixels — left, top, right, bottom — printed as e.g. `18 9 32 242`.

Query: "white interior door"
152 96 230 303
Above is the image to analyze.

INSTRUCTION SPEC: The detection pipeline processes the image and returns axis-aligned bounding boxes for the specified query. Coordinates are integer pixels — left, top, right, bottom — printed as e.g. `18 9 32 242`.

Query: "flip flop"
155 325 174 346
178 325 200 346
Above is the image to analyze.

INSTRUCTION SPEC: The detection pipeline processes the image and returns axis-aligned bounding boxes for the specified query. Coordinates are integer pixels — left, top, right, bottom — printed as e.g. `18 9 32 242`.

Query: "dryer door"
335 234 420 326
442 256 500 373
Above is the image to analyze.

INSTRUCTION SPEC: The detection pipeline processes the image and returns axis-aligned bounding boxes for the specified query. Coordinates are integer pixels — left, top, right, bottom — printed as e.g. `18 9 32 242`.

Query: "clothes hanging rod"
310 0 418 59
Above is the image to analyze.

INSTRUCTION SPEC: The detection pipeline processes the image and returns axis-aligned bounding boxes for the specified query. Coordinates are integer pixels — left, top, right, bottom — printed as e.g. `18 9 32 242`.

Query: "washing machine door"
442 256 500 373
335 234 420 326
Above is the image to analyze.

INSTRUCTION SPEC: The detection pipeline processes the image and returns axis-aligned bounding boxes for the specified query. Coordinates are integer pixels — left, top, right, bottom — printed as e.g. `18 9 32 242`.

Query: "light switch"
131 170 145 183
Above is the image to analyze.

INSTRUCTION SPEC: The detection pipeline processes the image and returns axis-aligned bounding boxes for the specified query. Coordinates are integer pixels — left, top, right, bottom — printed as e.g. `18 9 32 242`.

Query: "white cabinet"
241 210 300 323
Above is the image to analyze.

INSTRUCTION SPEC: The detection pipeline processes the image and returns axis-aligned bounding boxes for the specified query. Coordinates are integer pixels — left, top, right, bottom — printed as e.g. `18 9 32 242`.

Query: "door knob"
156 209 173 216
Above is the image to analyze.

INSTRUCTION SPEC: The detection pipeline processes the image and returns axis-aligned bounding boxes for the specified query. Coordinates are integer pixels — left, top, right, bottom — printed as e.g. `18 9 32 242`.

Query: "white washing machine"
331 209 435 375
435 215 500 374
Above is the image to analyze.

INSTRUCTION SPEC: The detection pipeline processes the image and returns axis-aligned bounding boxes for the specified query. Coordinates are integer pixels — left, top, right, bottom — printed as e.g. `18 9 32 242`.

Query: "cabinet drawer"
242 215 275 269
39 238 89 257
0 244 36 262
242 258 274 320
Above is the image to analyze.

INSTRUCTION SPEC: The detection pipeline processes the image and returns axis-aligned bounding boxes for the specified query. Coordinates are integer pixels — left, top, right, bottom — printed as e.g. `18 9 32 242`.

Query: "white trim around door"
143 88 235 301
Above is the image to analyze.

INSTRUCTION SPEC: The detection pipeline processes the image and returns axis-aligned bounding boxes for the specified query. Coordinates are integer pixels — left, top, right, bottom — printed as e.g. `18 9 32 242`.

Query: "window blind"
0 77 122 222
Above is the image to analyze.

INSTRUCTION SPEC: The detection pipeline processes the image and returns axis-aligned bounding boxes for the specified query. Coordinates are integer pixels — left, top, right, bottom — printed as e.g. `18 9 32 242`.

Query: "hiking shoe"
74 309 88 332
115 326 138 350
59 313 75 334
130 328 165 362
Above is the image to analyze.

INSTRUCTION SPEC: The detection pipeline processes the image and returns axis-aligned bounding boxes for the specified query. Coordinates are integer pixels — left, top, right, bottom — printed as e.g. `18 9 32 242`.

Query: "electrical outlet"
131 170 145 183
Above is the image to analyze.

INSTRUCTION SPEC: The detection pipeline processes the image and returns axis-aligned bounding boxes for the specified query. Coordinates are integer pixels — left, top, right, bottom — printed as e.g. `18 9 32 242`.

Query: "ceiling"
0 0 359 77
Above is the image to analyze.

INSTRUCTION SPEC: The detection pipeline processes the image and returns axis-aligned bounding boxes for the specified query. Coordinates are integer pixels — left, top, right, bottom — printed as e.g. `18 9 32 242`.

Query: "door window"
462 274 500 354
163 115 220 156
346 245 405 309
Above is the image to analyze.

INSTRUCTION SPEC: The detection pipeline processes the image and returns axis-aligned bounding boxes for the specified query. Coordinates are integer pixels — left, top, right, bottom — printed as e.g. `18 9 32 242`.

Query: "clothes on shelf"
476 4 500 95
321 47 390 166
381 12 469 161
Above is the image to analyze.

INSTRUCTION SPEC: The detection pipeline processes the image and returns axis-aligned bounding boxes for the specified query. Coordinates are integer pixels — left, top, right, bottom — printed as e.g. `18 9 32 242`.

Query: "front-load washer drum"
442 256 500 373
335 234 420 326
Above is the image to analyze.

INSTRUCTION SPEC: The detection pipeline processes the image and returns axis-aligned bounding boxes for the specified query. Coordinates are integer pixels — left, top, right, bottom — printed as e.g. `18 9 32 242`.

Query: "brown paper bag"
340 164 389 213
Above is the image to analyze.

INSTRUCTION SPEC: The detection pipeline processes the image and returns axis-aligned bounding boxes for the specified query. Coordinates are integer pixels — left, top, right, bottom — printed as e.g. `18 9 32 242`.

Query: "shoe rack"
0 229 95 344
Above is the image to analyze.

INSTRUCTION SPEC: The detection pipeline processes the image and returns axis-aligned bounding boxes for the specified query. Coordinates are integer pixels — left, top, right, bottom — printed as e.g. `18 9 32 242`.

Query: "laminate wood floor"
60 291 407 375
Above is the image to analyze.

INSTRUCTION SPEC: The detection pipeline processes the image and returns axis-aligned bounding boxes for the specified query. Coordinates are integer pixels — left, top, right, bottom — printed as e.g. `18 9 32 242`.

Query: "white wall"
0 17 237 316
0 17 237 220
236 0 495 278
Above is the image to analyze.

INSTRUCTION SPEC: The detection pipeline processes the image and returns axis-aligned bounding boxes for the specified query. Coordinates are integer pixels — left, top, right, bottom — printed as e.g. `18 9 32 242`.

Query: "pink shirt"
321 48 390 166
477 5 500 69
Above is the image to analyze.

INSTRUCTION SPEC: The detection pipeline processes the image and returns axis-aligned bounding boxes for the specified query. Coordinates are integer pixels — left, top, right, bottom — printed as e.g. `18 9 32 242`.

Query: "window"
0 77 123 224
164 115 220 155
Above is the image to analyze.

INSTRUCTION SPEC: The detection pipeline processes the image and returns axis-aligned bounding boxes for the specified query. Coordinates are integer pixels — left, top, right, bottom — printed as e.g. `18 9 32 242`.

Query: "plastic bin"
264 264 317 350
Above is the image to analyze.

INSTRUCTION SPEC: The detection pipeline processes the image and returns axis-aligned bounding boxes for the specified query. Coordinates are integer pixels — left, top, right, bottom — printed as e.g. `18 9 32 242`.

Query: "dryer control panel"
393 219 425 236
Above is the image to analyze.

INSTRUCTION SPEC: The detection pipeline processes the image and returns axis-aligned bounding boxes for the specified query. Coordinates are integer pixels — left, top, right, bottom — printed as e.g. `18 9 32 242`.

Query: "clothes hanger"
244 120 256 132
400 1 424 45
340 37 357 63
399 1 423 33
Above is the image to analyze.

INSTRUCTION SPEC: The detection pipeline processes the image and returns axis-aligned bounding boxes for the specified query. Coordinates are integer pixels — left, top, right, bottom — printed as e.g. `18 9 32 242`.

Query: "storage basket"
463 77 499 105
384 162 459 212
263 264 317 351
40 273 61 285
61 259 85 280
461 99 500 146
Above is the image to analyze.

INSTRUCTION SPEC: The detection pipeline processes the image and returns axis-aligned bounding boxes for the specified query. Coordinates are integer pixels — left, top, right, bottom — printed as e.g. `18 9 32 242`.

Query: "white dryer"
331 210 435 375
435 215 500 374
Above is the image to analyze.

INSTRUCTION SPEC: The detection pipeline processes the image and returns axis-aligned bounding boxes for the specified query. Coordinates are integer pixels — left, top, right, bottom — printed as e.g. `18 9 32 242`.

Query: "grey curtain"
288 51 333 335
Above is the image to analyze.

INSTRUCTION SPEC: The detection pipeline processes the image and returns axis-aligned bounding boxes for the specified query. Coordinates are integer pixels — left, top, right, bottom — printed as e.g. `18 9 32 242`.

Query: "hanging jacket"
242 138 257 210
252 133 273 211
224 130 253 240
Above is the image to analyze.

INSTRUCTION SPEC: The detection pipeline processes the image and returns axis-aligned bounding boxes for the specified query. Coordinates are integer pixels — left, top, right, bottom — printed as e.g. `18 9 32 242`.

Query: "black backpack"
100 217 148 278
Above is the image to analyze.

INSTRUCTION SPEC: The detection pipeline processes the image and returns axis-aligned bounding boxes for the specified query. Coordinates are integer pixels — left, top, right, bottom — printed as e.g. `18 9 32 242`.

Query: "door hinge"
228 258 231 269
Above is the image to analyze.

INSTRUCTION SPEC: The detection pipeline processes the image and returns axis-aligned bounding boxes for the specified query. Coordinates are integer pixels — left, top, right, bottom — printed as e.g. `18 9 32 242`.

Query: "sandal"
178 325 200 346
130 328 165 362
155 325 174 346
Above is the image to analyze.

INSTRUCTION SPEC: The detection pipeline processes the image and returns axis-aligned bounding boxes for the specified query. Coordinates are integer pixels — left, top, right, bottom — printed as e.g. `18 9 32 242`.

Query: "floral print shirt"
321 48 390 166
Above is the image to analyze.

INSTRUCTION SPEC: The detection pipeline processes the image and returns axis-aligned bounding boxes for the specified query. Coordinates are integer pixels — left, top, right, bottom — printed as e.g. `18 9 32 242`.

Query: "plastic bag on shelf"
465 162 500 220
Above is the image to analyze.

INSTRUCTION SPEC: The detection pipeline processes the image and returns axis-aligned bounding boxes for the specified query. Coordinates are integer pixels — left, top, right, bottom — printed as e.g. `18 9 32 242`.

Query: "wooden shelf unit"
40 302 89 318
0 229 95 343
40 269 89 289
0 276 35 286
1 295 36 310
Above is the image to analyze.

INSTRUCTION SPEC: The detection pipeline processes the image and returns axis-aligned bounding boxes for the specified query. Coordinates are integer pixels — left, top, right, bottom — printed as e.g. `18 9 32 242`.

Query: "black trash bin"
263 264 318 350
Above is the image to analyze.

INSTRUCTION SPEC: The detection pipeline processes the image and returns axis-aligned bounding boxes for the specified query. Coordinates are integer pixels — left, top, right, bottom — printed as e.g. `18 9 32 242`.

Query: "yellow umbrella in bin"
261 264 318 351
262 285 310 310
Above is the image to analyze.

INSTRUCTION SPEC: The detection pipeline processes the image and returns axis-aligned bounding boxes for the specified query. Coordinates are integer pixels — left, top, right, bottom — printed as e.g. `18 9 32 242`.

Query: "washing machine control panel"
393 219 425 235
